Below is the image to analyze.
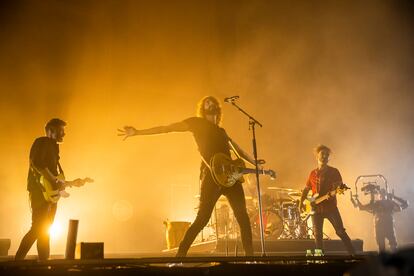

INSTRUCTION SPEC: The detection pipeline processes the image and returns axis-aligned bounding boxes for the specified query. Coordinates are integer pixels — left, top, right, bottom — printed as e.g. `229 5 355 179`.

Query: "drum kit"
213 186 312 240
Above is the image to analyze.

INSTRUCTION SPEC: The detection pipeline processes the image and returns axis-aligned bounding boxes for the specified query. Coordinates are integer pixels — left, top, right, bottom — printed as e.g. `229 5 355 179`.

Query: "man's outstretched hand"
117 126 137 140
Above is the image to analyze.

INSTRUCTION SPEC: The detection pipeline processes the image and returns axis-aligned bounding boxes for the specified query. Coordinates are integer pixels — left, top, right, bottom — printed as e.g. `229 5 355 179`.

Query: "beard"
204 105 219 115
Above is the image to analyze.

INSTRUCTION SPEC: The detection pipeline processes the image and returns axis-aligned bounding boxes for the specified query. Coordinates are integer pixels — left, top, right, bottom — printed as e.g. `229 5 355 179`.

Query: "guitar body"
40 173 66 203
210 153 246 188
303 193 319 215
210 153 276 188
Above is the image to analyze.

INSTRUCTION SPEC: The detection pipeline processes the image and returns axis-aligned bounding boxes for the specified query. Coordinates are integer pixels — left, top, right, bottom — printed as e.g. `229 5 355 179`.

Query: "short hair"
45 118 66 132
196 96 222 125
314 144 331 155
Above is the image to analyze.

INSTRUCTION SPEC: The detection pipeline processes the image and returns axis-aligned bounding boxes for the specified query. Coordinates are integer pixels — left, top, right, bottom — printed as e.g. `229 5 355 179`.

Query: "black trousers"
15 190 57 261
375 220 397 251
312 207 355 255
176 168 253 257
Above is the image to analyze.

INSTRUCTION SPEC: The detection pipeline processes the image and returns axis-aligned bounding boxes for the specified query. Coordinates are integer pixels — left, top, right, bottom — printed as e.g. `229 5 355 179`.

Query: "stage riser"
215 239 363 253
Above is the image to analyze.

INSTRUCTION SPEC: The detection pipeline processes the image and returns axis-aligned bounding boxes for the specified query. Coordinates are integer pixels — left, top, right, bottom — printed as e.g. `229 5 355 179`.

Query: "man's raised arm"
118 121 189 140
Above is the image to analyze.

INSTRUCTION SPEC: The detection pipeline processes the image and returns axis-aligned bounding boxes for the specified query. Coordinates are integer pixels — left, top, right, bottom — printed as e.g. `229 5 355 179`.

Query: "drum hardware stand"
323 231 331 240
300 214 330 240
301 214 314 239
233 216 239 257
214 205 219 241
225 96 269 256
213 202 231 256
225 224 229 256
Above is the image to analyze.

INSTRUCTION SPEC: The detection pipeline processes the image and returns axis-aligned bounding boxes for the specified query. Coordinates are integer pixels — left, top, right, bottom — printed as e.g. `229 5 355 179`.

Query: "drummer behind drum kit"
250 187 311 240
214 187 312 241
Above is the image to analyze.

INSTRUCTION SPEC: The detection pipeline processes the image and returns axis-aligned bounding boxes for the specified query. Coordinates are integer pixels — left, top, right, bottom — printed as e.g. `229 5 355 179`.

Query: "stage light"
49 221 64 240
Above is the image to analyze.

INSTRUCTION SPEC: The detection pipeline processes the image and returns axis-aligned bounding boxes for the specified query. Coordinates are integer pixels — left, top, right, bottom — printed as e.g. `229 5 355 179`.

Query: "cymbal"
288 191 302 197
218 195 253 201
267 187 298 192
194 195 253 200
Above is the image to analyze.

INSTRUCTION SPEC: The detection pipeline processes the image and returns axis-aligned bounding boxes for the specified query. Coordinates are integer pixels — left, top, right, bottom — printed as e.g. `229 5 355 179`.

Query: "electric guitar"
302 183 350 215
210 152 276 188
40 174 94 203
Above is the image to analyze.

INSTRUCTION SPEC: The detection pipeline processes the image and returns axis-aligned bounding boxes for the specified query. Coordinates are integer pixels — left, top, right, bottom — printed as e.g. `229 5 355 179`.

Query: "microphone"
224 96 240 103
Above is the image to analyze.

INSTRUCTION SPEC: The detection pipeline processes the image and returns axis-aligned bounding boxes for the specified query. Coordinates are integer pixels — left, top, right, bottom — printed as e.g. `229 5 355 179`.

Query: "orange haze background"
0 0 413 255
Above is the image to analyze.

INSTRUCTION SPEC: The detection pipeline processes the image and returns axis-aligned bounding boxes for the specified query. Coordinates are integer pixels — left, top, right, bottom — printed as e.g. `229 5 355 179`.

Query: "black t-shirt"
27 136 61 192
183 117 231 167
371 200 397 225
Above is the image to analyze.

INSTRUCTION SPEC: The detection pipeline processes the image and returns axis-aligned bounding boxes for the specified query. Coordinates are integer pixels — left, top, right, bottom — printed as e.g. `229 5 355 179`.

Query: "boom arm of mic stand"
228 101 263 128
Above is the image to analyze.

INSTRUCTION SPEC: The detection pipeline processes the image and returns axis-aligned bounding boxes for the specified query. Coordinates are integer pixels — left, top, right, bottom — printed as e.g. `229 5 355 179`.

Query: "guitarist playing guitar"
15 118 92 261
299 144 355 256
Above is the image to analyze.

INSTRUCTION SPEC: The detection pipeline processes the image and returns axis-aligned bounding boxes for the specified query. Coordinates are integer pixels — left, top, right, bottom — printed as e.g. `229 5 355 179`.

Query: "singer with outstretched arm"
118 96 255 257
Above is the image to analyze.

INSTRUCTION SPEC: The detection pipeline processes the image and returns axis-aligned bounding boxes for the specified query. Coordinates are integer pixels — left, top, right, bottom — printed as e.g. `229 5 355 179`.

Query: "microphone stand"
226 98 267 256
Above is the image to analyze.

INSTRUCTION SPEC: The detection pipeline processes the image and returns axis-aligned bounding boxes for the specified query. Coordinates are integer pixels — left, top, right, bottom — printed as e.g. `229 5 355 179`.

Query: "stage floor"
0 254 368 276
3 239 408 276
0 240 368 275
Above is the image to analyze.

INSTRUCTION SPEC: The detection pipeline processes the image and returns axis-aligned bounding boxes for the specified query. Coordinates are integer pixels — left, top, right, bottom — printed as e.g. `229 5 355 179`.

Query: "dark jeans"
312 207 355 255
176 169 253 257
15 190 57 261
375 221 397 251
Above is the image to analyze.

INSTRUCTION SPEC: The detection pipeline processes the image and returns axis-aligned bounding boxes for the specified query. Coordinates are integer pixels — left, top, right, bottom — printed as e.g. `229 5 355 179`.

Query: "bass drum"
250 209 283 240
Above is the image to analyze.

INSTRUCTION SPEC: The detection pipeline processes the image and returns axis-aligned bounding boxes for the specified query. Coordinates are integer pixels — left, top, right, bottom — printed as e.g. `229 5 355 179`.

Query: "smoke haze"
0 0 413 254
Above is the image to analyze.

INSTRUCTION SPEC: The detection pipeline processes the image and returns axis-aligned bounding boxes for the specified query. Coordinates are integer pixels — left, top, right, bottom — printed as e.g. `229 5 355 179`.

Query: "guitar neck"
62 179 88 188
314 189 337 205
242 168 269 176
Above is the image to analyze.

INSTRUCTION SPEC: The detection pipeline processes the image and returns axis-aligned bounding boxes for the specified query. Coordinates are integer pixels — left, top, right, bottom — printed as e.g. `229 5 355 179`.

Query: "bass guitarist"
299 144 355 255
118 96 256 257
16 118 90 260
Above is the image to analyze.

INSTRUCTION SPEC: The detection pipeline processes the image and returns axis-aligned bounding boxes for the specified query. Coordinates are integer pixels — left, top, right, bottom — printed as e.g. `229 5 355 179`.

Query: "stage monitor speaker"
80 242 104 259
0 239 11 256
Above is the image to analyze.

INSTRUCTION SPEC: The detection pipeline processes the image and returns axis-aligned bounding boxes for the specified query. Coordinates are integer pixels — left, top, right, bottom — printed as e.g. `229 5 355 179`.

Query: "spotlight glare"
49 221 63 240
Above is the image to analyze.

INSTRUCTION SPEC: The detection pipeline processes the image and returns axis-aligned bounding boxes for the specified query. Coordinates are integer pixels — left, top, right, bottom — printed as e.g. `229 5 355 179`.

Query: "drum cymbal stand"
225 97 270 256
214 203 230 256
232 214 240 257
301 213 314 239
300 214 330 240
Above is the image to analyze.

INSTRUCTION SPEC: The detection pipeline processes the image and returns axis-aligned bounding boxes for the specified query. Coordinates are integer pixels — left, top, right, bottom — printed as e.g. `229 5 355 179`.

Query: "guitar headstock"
84 177 94 183
336 183 350 194
73 177 94 187
268 169 276 180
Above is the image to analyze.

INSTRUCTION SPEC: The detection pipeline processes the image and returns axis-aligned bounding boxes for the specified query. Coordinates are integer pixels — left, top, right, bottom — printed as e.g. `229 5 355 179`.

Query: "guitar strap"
228 138 242 160
30 159 65 190
57 161 65 177
29 159 46 192
30 159 64 177
200 155 212 172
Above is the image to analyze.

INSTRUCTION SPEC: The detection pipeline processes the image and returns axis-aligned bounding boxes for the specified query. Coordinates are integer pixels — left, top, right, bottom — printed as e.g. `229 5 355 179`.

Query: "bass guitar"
210 152 276 188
